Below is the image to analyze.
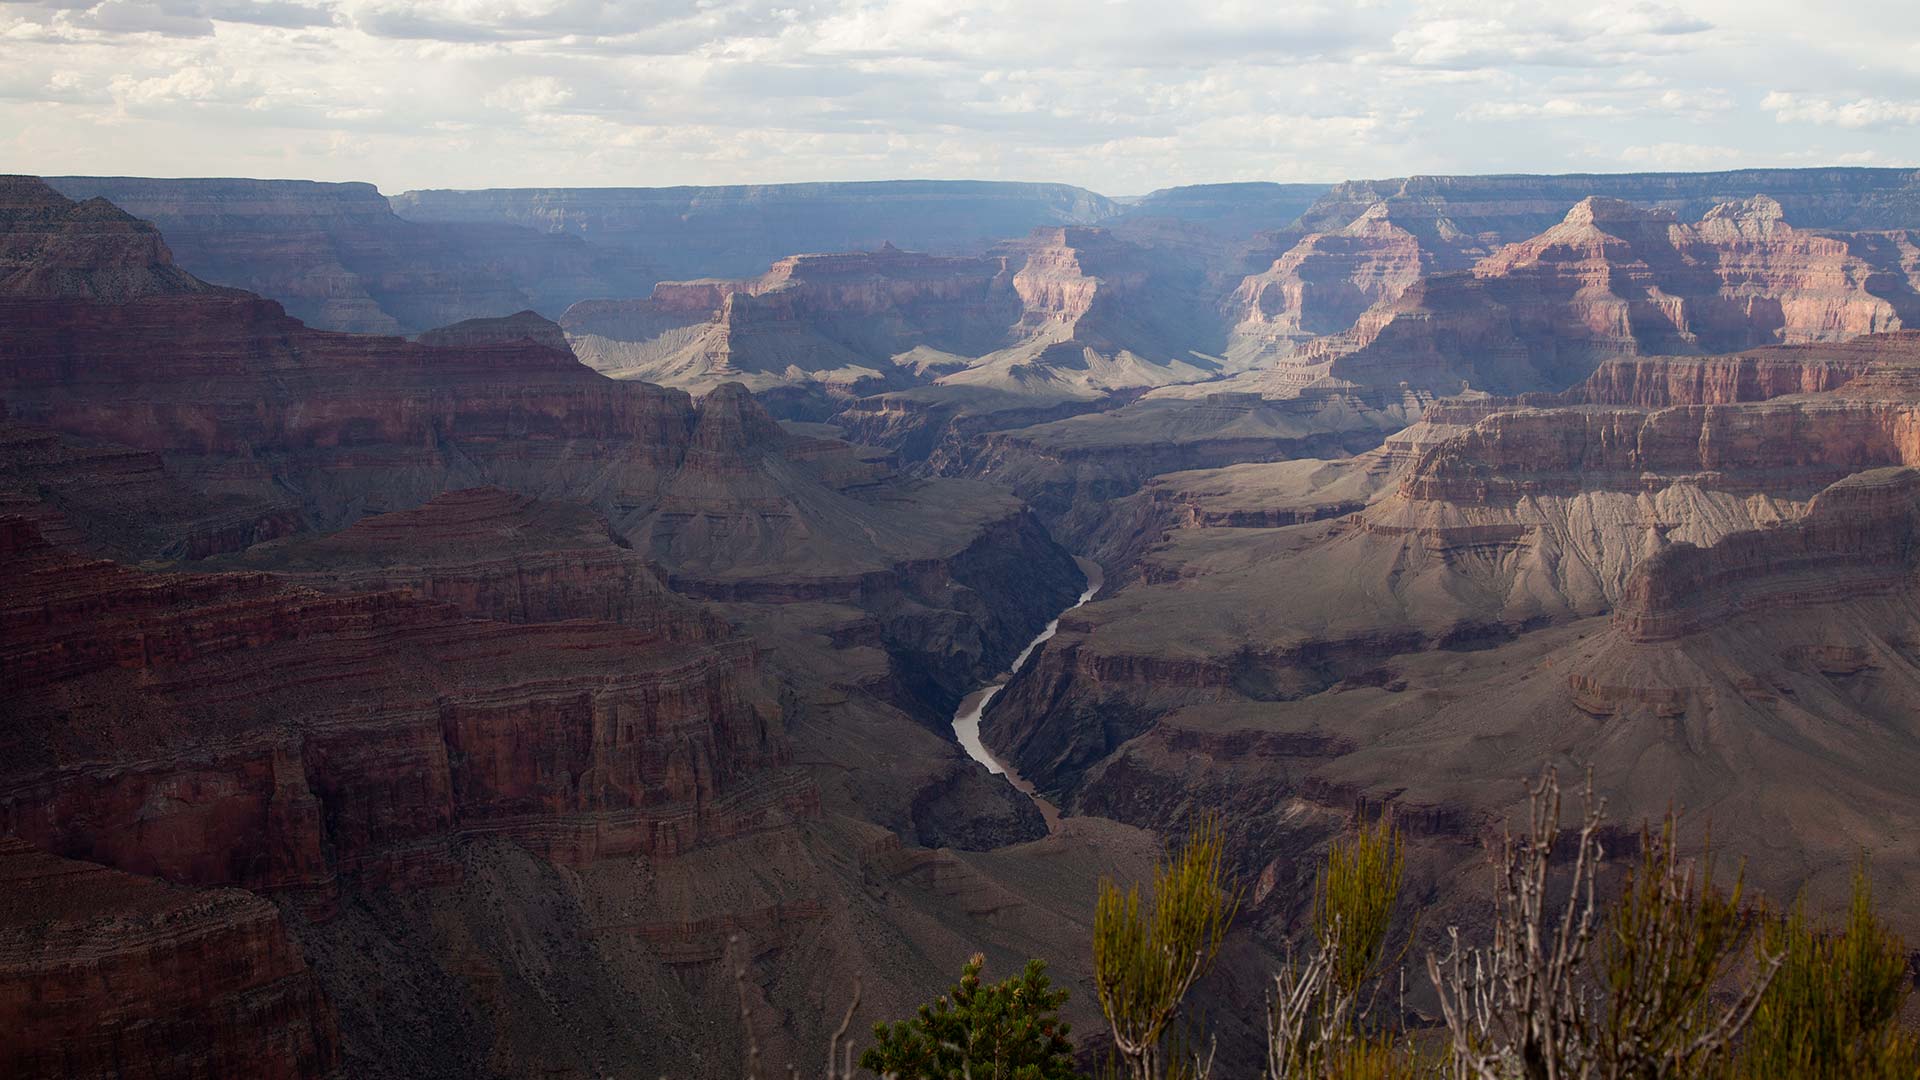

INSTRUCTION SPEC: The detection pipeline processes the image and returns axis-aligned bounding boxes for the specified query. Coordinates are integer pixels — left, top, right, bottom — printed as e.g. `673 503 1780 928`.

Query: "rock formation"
566 226 1227 432
1213 196 1920 399
0 837 340 1080
47 176 647 333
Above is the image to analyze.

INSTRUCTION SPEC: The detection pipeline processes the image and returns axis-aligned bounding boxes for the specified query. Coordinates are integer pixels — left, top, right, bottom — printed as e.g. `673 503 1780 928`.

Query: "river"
950 557 1102 825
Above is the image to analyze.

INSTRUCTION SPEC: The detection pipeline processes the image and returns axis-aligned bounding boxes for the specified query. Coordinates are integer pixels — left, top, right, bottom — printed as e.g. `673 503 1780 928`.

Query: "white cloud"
1462 98 1628 120
0 0 1914 191
1763 91 1920 129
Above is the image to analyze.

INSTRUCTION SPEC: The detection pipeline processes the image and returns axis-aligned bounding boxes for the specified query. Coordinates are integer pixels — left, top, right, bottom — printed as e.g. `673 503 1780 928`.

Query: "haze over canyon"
6 154 1920 1078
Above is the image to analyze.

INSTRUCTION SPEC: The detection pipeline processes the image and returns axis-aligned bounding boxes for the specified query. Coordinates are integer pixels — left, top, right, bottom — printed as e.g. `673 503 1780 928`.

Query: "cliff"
0 838 339 1080
1613 467 1920 641
0 177 1121 1079
565 226 1226 407
1 175 218 300
46 176 647 333
0 515 801 893
960 335 1920 993
562 245 1019 397
1224 196 1920 399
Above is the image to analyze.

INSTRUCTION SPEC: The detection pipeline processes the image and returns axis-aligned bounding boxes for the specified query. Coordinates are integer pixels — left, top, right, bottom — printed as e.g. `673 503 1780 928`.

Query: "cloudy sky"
2 0 1916 194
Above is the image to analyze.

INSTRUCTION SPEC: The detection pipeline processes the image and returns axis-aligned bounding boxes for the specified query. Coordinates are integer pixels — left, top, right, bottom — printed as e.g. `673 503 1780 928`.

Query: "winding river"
951 557 1103 808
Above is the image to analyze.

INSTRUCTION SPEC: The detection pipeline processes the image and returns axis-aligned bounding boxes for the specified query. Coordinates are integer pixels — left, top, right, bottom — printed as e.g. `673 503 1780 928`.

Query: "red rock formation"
0 837 339 1080
1227 199 1482 362
1232 196 1920 399
0 515 805 896
0 179 706 534
0 422 302 560
0 175 216 300
1614 467 1920 641
565 227 1226 403
562 245 1019 397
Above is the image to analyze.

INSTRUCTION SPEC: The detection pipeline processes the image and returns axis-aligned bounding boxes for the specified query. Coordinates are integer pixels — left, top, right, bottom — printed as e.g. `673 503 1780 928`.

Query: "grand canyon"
8 10 1920 1066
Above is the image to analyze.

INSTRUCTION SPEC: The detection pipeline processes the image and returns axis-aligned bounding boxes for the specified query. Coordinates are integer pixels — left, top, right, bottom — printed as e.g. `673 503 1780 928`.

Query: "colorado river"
952 557 1103 801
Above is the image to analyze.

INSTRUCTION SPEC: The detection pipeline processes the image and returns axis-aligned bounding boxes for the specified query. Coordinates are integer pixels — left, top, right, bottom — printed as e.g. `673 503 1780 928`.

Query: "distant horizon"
23 163 1920 202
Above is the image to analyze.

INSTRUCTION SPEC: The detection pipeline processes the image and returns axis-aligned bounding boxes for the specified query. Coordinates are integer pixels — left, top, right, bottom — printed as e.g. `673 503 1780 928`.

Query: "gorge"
6 163 1920 1078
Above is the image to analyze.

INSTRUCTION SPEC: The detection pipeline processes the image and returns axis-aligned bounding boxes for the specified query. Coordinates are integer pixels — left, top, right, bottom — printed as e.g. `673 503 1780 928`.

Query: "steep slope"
1225 198 1483 365
0 837 340 1080
47 176 645 333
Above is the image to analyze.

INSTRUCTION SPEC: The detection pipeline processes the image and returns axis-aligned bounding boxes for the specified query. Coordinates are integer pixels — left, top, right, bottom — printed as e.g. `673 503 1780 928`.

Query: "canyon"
9 165 1920 1078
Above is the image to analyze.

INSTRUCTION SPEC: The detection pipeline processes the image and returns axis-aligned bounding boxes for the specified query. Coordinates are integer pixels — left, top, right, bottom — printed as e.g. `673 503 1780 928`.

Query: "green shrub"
859 954 1077 1080
1735 860 1919 1080
1093 815 1240 1080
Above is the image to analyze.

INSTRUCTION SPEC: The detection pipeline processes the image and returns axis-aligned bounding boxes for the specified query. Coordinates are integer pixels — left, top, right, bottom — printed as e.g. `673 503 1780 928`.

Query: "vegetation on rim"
745 767 1914 1080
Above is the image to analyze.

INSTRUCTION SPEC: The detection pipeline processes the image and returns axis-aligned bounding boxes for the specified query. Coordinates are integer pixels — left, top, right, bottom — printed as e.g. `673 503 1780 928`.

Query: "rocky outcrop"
0 180 706 534
0 175 217 300
562 246 1019 397
1226 199 1482 364
566 226 1226 405
414 309 573 352
0 837 339 1080
1230 197 1920 399
1614 467 1920 641
46 176 646 334
0 422 302 561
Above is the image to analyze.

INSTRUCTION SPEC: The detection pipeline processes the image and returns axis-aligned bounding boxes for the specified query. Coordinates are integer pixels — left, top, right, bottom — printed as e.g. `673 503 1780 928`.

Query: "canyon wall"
47 176 646 333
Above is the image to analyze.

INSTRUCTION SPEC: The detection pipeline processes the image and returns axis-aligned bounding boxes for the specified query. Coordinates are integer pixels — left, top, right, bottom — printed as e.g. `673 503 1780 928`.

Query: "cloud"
1763 91 1920 129
0 0 1914 191
1462 98 1628 120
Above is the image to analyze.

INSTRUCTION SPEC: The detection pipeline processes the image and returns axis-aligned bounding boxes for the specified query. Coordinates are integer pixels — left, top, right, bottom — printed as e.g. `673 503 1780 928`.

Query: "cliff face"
0 175 218 300
45 176 648 333
0 514 799 893
565 226 1225 407
0 183 700 537
1614 467 1920 642
562 246 1020 397
1225 196 1920 399
1226 199 1482 364
0 838 339 1080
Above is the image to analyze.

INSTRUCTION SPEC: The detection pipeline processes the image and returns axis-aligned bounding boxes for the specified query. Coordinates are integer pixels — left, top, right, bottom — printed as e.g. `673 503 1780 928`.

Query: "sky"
1 0 1917 195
